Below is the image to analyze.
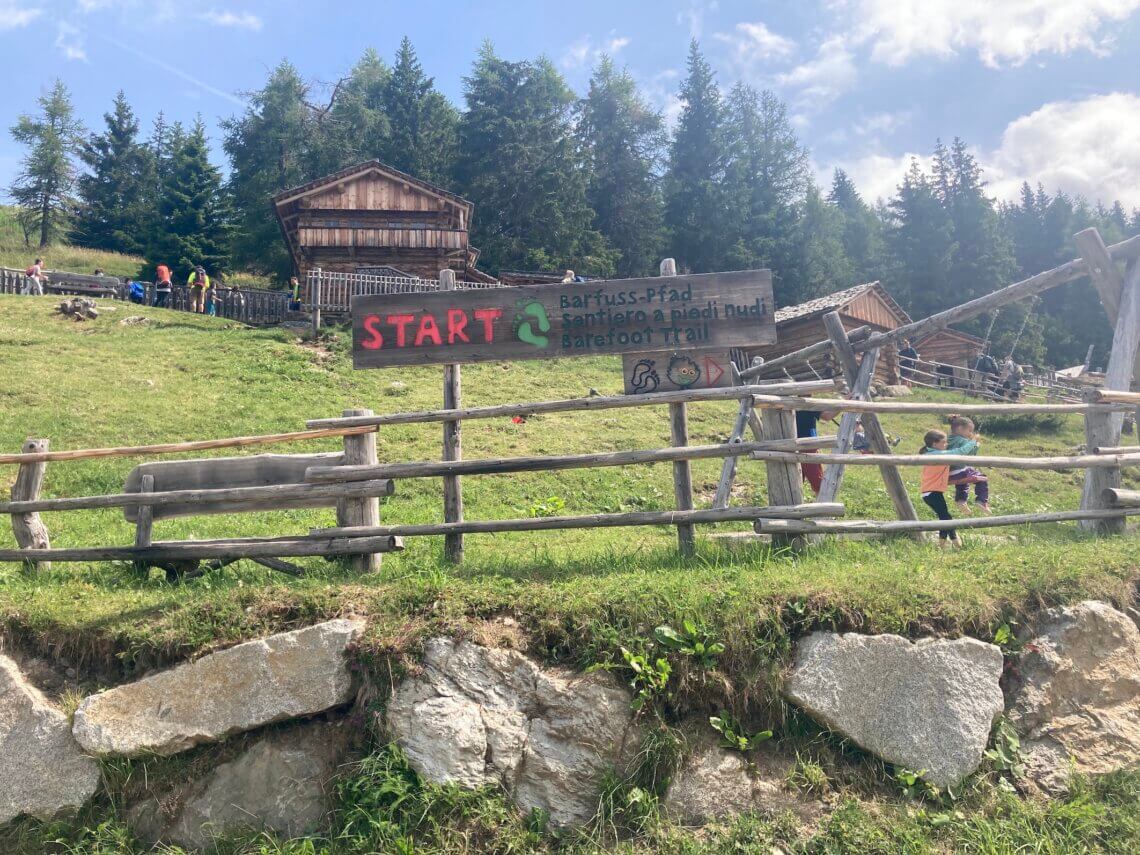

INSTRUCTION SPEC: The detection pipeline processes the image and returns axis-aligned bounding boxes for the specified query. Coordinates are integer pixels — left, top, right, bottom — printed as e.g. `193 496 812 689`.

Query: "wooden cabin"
273 161 496 283
912 328 986 387
745 282 912 385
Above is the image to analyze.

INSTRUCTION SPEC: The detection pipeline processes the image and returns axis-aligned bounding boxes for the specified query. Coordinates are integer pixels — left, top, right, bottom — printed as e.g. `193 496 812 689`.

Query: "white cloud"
845 0 1140 67
55 21 87 61
777 36 858 108
715 20 796 67
201 8 262 31
559 31 630 70
677 0 718 38
0 0 42 30
988 93 1140 207
824 93 1140 209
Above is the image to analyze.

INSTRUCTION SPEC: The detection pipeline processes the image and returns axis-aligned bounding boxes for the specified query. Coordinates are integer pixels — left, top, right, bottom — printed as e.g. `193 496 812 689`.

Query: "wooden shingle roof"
775 281 911 326
272 160 472 211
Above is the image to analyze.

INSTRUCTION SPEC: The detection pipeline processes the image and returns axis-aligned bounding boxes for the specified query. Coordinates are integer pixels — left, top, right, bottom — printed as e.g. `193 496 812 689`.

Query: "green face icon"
514 300 551 348
667 355 701 387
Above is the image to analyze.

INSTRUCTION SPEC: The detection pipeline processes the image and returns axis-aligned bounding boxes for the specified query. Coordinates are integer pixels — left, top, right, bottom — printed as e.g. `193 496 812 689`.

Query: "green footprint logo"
515 300 550 348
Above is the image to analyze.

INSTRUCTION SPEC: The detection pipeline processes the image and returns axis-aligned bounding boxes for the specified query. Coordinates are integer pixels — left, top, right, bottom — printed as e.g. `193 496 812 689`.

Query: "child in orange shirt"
919 429 960 546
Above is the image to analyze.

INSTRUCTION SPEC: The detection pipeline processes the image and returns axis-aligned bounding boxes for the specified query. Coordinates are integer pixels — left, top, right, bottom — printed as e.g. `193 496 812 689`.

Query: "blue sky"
2 0 1139 208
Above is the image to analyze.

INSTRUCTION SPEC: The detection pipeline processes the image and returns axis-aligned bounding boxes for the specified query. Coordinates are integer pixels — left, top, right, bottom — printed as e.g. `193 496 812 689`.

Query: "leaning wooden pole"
10 439 51 572
817 344 879 502
822 312 919 527
439 269 464 563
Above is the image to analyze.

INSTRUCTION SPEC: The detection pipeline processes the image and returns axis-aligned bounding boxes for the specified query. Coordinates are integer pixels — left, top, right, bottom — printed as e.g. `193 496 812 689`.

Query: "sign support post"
659 258 696 557
440 269 464 562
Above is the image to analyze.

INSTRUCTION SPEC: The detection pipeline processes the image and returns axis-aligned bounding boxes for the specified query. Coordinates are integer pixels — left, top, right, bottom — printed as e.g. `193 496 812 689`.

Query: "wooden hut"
746 282 911 384
912 328 986 387
272 160 496 283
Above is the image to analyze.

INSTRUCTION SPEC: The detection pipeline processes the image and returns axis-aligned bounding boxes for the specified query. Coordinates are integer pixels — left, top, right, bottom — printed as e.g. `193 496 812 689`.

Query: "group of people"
796 406 990 548
145 264 247 316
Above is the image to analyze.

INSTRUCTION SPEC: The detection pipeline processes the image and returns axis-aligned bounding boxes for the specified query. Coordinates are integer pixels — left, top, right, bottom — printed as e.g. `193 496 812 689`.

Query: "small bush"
975 412 1066 436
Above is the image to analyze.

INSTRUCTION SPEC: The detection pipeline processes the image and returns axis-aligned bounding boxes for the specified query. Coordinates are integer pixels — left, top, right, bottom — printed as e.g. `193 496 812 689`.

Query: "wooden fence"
4 380 1138 573
304 268 503 316
1 267 291 326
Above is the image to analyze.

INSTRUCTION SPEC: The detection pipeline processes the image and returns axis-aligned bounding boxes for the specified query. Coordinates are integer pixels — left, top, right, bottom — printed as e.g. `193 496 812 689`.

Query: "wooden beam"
713 393 754 509
306 440 844 483
1103 488 1140 508
132 474 155 572
755 508 1140 535
305 380 842 430
0 535 405 564
0 425 376 466
759 408 804 548
822 313 918 526
745 394 1130 416
818 341 880 503
337 409 382 572
1074 228 1123 324
312 503 843 538
739 327 872 380
747 449 1140 470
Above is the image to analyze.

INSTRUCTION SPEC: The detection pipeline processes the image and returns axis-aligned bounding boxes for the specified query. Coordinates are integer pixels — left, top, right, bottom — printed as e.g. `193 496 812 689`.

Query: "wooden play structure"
3 227 1138 572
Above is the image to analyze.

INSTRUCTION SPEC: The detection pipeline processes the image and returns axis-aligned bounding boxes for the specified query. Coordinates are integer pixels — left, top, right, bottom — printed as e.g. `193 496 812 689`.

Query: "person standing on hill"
187 265 209 313
919 429 961 547
154 264 172 308
23 257 44 295
288 276 302 311
898 338 919 386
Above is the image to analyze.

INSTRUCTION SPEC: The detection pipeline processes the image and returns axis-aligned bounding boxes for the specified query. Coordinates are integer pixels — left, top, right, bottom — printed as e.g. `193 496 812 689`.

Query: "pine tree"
884 158 955 316
382 38 459 185
147 119 232 280
456 43 612 274
797 185 854 299
8 79 84 248
222 61 314 277
828 168 883 282
721 84 812 301
664 41 726 273
310 49 392 174
74 91 149 255
577 56 665 277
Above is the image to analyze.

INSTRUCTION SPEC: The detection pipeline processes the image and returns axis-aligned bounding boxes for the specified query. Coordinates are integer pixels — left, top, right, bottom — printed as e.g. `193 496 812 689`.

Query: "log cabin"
912 327 986 387
745 282 912 385
273 160 497 284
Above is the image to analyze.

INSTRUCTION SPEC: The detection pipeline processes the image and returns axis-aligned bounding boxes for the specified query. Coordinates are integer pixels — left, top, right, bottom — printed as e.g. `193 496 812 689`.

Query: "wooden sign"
622 350 733 394
351 269 775 368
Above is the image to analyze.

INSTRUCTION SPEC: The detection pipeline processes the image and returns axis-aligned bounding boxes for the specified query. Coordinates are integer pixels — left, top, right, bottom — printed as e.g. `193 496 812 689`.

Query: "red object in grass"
511 416 526 424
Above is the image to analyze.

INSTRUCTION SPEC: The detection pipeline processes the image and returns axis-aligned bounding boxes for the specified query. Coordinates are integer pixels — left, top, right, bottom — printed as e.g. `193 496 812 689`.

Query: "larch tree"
456 43 611 275
311 49 392 174
222 61 314 277
74 91 150 256
577 56 666 278
8 79 84 248
664 41 726 273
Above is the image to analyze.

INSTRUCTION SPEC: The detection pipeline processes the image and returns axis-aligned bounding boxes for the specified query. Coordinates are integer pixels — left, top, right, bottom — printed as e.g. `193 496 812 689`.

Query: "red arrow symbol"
704 356 725 387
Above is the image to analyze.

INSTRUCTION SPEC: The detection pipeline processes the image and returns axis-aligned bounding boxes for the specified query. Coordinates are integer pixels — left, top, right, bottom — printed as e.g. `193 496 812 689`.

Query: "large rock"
1 654 101 824
1008 600 1140 793
662 737 817 826
130 720 350 849
783 633 1003 787
73 619 364 756
386 638 640 827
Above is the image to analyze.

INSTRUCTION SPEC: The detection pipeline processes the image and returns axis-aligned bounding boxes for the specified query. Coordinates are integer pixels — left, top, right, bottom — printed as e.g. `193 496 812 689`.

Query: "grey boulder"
73 618 364 756
1 654 101 824
783 632 1003 787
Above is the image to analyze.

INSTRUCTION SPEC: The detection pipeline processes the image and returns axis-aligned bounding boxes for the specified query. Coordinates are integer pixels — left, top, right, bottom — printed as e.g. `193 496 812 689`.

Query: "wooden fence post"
338 409 382 571
132 473 154 573
440 269 464 563
10 439 51 572
1079 257 1140 532
311 267 322 337
659 258 696 556
822 312 920 528
760 408 803 548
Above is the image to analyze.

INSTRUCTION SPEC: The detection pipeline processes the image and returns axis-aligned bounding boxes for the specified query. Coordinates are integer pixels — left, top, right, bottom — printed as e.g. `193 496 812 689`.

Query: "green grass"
1 293 1137 852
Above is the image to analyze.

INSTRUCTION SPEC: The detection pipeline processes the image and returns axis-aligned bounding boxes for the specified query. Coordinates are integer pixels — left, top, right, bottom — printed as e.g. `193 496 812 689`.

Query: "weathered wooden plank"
312 503 843 538
0 535 405 564
760 409 804 549
0 478 394 515
670 401 696 556
440 269 464 563
124 453 348 521
305 381 842 430
1103 488 1140 508
713 395 754 509
10 439 51 572
745 395 1130 416
337 410 382 572
351 269 776 367
755 507 1140 535
306 440 849 483
1074 228 1123 324
747 450 1140 470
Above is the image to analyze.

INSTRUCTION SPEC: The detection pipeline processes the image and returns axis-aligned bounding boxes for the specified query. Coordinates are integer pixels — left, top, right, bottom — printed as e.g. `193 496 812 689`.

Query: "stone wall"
3 601 1138 849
